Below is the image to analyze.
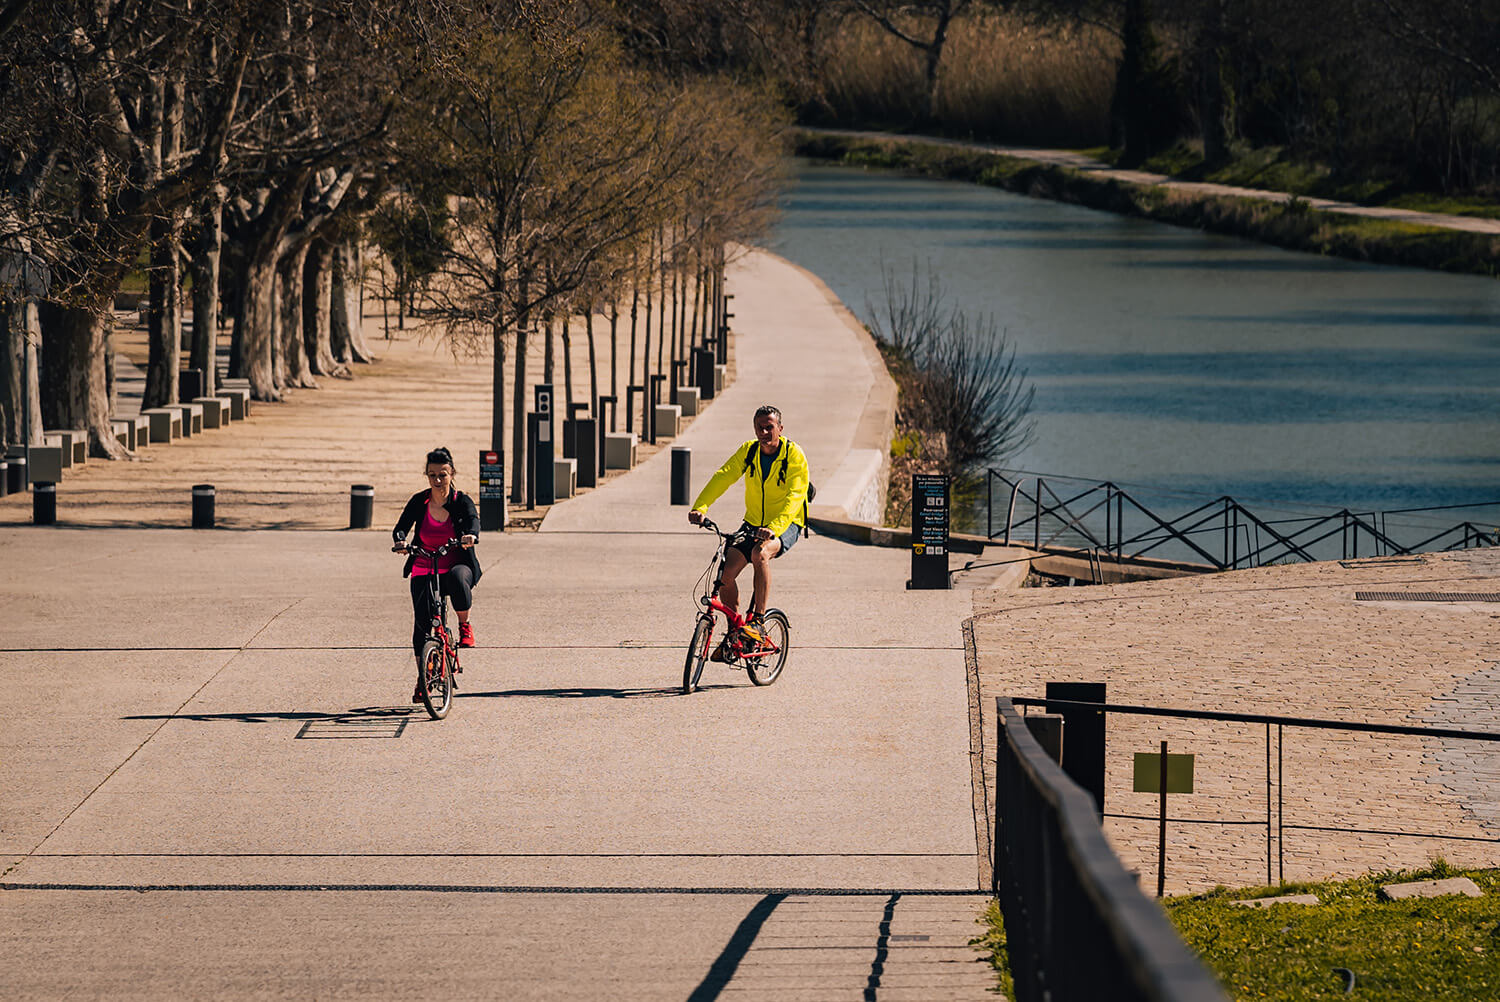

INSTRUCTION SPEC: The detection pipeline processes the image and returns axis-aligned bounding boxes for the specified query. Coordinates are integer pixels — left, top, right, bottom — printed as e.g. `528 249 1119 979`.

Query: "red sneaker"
459 621 475 648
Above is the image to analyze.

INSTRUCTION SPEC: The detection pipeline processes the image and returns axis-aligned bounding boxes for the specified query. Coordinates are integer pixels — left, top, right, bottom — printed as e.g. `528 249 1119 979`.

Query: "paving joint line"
1 597 304 880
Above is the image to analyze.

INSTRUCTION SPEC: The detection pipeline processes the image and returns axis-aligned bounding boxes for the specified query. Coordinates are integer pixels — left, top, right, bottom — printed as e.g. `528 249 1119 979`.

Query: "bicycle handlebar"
393 538 474 557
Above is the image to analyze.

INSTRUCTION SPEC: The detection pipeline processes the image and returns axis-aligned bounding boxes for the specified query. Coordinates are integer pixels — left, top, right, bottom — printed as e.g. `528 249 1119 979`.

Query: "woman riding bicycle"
392 448 483 689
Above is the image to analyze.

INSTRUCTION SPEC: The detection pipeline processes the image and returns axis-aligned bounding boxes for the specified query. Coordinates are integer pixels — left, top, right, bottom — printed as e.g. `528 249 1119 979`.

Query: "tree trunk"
331 238 372 364
542 309 555 386
510 312 529 505
490 317 507 457
608 301 619 422
585 308 598 418
628 264 639 393
561 312 574 413
190 186 224 397
1196 0 1230 166
37 300 128 458
144 212 183 409
278 242 317 389
304 235 346 378
235 249 280 401
1 297 43 446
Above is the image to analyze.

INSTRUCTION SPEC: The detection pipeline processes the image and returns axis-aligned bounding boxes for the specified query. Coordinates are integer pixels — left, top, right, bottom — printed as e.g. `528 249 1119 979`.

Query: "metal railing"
993 699 1229 1002
1013 696 1500 888
987 469 1499 570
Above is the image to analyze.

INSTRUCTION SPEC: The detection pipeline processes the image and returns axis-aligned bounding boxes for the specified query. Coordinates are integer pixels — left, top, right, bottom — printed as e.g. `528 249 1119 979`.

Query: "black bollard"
349 484 374 529
191 483 215 529
33 481 55 525
0 461 7 499
670 447 691 506
6 455 24 494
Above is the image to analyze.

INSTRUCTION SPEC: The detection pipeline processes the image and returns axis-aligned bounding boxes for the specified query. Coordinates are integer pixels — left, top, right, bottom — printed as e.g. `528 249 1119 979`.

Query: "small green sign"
1133 753 1195 794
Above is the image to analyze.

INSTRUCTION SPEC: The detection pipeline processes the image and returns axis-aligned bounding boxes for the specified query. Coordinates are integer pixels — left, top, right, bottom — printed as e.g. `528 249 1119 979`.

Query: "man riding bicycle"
688 404 810 656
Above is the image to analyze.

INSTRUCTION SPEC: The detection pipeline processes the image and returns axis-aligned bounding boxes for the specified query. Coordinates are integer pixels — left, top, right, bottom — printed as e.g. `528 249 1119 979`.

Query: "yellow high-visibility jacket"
691 438 810 537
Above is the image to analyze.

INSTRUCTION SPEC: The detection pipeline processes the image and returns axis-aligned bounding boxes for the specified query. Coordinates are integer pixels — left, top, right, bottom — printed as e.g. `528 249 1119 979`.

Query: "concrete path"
809 127 1500 236
0 250 1003 999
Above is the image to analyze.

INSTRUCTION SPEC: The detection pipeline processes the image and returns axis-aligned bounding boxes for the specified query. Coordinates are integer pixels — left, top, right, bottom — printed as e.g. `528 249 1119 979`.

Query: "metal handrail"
994 700 1229 1002
988 469 1498 569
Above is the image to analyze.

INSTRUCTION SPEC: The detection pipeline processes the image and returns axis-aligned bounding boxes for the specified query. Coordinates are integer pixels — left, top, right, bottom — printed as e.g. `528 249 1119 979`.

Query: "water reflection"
770 163 1500 511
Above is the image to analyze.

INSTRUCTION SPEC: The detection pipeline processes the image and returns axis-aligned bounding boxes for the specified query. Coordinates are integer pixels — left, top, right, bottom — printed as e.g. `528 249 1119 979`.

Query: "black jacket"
393 488 483 584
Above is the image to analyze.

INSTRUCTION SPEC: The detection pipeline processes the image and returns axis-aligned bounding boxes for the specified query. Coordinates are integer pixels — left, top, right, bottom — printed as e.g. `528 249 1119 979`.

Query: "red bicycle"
683 518 790 694
393 538 469 719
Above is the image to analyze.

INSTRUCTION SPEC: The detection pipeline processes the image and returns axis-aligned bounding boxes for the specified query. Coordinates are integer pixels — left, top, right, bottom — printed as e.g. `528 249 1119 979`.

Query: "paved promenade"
0 250 1005 1000
971 549 1500 895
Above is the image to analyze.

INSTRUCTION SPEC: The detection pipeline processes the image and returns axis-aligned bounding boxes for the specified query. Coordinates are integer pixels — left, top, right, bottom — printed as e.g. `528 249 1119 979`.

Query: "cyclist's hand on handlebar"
392 542 408 554
756 527 774 542
460 534 476 548
688 509 704 525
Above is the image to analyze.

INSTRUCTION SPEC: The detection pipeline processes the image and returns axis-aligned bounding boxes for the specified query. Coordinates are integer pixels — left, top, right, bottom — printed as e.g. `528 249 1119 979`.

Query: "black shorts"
731 521 801 561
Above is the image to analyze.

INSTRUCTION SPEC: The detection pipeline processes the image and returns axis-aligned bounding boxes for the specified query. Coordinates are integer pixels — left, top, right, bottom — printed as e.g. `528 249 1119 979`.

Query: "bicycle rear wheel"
745 609 789 686
418 638 453 719
682 613 713 694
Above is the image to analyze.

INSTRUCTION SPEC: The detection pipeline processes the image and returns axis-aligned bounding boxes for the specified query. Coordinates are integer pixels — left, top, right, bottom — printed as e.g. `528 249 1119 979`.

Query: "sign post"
1133 742 1196 897
479 450 506 531
534 383 554 506
909 473 950 589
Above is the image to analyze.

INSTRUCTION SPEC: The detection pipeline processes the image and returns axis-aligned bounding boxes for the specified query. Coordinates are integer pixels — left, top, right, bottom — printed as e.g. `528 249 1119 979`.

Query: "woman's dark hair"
426 447 454 467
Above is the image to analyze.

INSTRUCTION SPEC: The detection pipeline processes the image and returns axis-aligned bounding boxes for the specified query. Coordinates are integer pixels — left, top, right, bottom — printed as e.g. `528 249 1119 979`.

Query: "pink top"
412 505 459 575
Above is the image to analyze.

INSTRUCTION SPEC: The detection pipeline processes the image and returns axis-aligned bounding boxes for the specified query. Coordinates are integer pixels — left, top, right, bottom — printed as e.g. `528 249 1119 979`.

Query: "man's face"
754 411 782 452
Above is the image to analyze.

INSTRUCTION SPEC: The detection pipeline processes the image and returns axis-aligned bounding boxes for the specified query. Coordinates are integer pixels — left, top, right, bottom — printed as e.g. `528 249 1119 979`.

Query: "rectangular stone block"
26 445 64 483
654 404 681 439
217 387 250 420
1231 894 1320 908
553 458 577 499
714 365 726 391
142 407 182 443
603 432 637 470
193 397 228 429
676 386 700 417
1380 877 1483 901
132 415 151 448
111 419 134 451
172 402 204 437
45 429 86 467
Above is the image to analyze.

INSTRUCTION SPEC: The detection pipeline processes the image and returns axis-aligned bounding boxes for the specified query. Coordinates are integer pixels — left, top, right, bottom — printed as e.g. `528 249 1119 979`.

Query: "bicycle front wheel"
682 614 713 694
746 609 789 686
418 639 453 719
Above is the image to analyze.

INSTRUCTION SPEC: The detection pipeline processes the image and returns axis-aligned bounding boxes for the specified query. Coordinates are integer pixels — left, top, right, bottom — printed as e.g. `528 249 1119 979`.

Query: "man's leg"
719 546 749 620
748 538 782 619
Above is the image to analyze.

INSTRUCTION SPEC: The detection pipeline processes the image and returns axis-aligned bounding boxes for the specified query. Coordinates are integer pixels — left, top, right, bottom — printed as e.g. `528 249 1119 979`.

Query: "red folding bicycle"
683 518 790 694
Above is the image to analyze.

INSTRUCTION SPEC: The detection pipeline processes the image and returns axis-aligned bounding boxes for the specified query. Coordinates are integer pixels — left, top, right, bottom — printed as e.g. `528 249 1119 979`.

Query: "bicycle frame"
404 540 462 667
694 519 781 662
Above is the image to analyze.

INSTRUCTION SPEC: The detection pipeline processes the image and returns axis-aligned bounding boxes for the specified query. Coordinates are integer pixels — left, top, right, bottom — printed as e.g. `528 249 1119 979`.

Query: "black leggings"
410 565 474 656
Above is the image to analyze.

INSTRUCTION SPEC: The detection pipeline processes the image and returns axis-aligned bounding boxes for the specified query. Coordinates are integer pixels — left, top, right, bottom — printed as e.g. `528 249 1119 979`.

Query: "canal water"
770 163 1500 525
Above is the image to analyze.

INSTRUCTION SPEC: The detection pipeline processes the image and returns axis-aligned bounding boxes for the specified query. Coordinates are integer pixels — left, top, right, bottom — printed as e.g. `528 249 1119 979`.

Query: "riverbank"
795 129 1500 280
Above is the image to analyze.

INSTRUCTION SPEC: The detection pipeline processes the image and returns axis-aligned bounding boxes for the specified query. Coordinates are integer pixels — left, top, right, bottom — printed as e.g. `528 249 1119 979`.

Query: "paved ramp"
1 250 999 999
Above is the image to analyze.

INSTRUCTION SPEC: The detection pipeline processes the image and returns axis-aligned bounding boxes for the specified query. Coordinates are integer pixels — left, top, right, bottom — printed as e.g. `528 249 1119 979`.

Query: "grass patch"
1168 862 1500 1001
971 899 1016 998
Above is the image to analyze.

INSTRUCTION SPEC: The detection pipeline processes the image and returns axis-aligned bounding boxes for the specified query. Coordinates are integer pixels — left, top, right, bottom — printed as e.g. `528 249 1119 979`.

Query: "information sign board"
910 473 950 589
479 449 505 531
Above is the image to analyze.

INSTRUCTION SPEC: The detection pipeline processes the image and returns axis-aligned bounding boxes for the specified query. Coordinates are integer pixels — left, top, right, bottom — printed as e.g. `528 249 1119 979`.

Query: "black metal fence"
993 699 1229 1002
1014 696 1500 888
987 469 1499 570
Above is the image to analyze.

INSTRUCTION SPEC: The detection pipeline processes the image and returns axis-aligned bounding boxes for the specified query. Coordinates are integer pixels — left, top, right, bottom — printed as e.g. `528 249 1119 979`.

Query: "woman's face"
425 463 453 492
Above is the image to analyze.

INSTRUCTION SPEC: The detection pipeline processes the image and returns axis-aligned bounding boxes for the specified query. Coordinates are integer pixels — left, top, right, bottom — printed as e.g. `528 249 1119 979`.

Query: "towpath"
808 127 1500 236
